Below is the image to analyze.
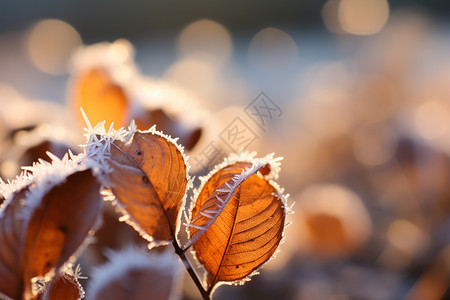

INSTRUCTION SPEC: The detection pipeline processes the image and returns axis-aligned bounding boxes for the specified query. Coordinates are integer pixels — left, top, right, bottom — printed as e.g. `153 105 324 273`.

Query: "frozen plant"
0 117 291 300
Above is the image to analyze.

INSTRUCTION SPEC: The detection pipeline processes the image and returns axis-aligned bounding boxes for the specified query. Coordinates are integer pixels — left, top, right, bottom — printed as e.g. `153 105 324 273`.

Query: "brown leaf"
187 157 286 293
134 108 202 151
87 248 181 300
72 68 130 129
87 125 189 246
40 271 84 300
0 187 30 300
21 169 102 298
88 204 148 264
21 141 78 170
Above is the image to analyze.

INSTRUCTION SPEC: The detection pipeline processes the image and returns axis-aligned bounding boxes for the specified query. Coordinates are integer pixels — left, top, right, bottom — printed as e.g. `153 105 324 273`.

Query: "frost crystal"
81 114 193 247
184 151 285 250
81 109 137 183
0 151 89 218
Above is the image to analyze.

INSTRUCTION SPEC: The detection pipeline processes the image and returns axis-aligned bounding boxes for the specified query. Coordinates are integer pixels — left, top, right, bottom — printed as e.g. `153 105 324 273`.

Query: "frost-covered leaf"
0 152 102 300
84 121 191 247
0 187 30 300
87 248 181 300
72 68 130 129
187 153 288 294
40 268 84 300
22 169 101 297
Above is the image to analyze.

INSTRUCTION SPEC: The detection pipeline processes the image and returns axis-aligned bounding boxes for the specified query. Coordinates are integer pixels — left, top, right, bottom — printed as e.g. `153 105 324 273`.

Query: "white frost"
186 151 284 237
184 150 292 290
87 247 181 300
82 116 193 247
0 151 89 220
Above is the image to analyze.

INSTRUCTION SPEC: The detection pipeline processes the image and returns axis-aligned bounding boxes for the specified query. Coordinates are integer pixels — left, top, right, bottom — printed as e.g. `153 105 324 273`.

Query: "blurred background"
1 0 450 299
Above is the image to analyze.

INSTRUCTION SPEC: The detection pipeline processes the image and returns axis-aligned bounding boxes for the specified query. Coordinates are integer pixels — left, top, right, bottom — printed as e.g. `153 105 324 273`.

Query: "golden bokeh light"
338 0 390 35
26 19 82 74
353 122 397 167
307 61 352 103
164 57 222 108
387 219 427 254
414 100 450 140
248 27 298 74
322 0 345 34
177 19 232 65
296 184 372 258
379 219 429 270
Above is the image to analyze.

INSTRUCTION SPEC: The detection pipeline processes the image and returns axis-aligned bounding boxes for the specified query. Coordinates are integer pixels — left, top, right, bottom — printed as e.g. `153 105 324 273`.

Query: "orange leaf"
187 155 287 294
87 248 181 300
84 123 190 246
40 270 84 300
21 169 102 298
0 152 101 300
0 187 30 300
72 68 130 129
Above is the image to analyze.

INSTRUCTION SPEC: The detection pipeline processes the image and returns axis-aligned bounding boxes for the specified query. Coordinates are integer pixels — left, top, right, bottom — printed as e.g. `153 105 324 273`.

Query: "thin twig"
172 240 210 300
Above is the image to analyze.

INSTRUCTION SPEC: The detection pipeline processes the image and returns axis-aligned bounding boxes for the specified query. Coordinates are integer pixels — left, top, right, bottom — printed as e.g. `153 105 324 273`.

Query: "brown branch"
172 240 210 300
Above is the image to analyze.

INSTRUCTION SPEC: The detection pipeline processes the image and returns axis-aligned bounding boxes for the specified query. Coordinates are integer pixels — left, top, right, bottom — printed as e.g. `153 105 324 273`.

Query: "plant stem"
172 241 210 300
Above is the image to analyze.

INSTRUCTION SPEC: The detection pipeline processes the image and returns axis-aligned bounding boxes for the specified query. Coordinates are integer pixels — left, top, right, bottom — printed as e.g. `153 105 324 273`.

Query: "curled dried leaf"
72 68 130 129
0 152 101 300
87 248 181 300
84 122 190 246
187 155 287 294
22 169 102 298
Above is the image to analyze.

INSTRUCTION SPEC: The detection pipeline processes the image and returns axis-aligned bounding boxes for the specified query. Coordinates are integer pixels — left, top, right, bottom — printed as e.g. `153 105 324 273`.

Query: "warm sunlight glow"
26 19 82 74
353 122 397 166
338 0 390 35
177 19 232 65
297 184 372 258
249 27 298 74
414 100 450 140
